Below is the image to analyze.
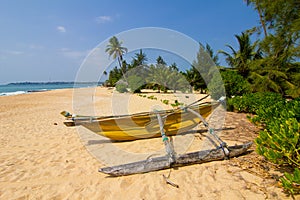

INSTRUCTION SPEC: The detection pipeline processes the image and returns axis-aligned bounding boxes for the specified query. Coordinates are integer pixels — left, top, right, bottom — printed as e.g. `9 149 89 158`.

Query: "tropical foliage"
183 43 219 94
227 92 300 196
254 97 300 196
218 32 261 78
227 92 284 113
218 0 300 98
105 45 190 93
147 63 190 93
222 70 251 97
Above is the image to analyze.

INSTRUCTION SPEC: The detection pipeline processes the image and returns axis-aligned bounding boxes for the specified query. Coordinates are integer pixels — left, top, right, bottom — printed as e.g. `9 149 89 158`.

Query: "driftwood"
99 142 253 176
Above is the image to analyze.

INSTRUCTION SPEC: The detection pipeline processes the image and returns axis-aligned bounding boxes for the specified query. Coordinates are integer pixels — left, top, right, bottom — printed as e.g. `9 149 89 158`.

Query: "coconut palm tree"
249 56 298 96
200 43 220 66
131 49 147 68
156 56 167 65
147 62 189 93
218 32 261 78
105 36 128 80
183 67 206 93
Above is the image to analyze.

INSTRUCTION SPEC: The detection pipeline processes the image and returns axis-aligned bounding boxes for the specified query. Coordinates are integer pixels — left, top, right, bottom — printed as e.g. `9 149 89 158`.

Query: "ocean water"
0 82 100 96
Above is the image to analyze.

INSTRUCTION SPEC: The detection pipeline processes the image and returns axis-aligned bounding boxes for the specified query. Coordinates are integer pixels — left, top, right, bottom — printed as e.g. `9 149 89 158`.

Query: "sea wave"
0 91 28 96
0 89 49 96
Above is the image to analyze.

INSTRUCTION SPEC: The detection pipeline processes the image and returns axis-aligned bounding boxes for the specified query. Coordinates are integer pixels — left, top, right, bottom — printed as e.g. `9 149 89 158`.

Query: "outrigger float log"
61 95 252 176
99 142 252 176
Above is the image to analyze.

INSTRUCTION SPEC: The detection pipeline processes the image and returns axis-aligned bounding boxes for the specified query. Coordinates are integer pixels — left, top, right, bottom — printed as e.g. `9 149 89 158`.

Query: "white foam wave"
0 91 28 96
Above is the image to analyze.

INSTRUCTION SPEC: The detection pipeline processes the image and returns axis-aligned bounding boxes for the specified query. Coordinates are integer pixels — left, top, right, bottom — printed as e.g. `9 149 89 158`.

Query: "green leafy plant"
254 97 300 196
230 93 300 195
227 92 284 113
161 99 169 105
128 75 144 93
171 100 183 108
116 83 128 93
255 117 299 166
147 95 157 100
280 168 300 196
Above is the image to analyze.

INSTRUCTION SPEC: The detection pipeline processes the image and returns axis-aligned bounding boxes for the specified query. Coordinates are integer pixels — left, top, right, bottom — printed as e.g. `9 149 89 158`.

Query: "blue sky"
0 0 259 83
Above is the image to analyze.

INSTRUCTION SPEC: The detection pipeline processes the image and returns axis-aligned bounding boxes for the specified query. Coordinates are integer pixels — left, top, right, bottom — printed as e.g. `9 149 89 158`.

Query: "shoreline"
0 82 102 97
0 87 289 199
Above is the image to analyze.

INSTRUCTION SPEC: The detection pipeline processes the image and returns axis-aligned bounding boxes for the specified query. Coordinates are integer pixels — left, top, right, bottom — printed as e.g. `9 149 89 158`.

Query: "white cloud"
10 50 23 55
0 50 24 60
57 26 66 33
3 50 24 55
60 48 88 60
29 44 44 50
95 16 112 24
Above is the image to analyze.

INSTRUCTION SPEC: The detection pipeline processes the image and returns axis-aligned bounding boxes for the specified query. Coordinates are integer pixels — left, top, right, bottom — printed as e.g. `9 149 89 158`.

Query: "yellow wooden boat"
62 100 219 141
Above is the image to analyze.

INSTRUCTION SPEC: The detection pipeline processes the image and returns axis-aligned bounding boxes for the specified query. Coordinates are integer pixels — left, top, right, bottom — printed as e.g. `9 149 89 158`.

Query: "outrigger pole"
156 113 176 163
186 107 229 157
156 96 229 160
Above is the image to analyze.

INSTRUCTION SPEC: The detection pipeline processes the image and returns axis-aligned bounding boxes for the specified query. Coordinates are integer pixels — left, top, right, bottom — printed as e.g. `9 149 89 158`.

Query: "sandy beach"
0 87 294 199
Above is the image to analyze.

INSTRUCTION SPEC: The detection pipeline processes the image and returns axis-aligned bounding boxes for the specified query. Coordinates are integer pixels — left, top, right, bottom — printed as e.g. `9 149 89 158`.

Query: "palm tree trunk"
117 56 128 83
257 6 268 37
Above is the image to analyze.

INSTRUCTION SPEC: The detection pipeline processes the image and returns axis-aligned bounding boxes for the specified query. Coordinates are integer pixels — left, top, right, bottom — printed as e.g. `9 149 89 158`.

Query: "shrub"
227 93 299 195
162 99 169 105
128 75 144 93
221 70 251 97
254 97 300 196
147 95 157 100
171 100 184 108
227 92 284 113
280 168 300 196
116 83 128 93
208 70 251 100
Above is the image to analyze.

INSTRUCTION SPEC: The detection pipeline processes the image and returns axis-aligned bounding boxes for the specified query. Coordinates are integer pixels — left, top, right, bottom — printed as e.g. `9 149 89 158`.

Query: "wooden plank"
98 142 253 176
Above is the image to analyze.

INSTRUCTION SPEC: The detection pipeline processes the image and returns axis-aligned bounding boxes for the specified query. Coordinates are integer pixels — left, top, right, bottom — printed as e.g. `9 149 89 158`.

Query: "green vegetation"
105 48 190 93
105 36 128 84
227 92 284 113
171 100 184 108
255 97 300 196
228 93 299 196
127 75 144 93
115 82 127 93
147 95 157 100
281 168 300 196
161 99 169 105
226 1 299 195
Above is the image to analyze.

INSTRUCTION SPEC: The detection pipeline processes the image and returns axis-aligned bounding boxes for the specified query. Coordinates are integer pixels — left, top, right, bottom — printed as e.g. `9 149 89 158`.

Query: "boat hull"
64 102 217 141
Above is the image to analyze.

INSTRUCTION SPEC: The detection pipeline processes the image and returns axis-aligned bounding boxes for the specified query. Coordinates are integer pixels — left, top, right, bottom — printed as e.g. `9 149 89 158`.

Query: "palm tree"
147 63 189 93
200 43 220 66
156 56 167 65
147 64 169 93
105 36 128 80
218 32 261 78
131 49 147 68
249 56 298 96
183 67 206 93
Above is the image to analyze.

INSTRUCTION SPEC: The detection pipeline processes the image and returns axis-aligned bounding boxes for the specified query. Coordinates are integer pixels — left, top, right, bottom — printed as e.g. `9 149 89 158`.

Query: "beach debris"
163 174 179 188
